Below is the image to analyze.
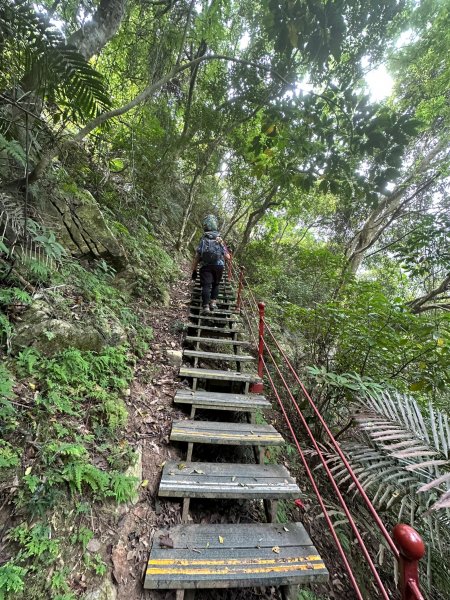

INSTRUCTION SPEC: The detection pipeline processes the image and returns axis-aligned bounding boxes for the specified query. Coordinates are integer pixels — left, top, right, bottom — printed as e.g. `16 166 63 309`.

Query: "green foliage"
83 553 107 576
70 526 93 550
10 522 60 561
0 0 111 123
0 440 20 469
0 563 26 600
0 133 26 167
0 363 15 423
321 390 450 594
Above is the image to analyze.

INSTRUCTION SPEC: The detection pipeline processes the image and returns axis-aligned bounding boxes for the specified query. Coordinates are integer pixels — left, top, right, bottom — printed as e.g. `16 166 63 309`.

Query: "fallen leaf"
272 546 280 554
158 461 166 468
218 536 224 544
159 535 174 548
193 469 204 474
141 479 149 487
178 463 186 470
283 526 289 532
25 466 32 475
29 383 36 391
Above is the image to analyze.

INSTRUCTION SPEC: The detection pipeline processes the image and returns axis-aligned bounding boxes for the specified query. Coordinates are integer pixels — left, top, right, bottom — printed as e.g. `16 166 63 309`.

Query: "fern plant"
0 134 26 166
0 0 111 123
320 390 450 596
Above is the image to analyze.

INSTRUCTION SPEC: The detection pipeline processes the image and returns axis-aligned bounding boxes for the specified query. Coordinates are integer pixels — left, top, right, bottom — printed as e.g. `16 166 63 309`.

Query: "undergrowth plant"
317 389 450 598
0 342 139 598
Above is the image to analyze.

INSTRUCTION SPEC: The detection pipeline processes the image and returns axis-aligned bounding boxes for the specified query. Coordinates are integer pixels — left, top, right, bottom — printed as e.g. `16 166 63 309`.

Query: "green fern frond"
316 389 450 593
107 471 138 504
0 133 26 166
355 391 450 509
0 0 111 124
0 193 24 244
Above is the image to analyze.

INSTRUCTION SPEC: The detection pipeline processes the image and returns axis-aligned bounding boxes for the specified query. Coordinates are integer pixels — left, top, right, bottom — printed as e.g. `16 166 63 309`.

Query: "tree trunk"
68 0 128 59
345 139 448 274
234 187 278 255
176 174 199 251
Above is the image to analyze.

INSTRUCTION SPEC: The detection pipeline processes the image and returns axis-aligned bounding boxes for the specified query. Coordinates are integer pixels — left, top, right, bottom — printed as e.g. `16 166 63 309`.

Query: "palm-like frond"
353 391 450 512
0 0 111 123
317 390 450 595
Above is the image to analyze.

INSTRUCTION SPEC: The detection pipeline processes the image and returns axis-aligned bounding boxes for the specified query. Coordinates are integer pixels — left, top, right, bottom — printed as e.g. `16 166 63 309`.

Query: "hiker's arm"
223 242 231 261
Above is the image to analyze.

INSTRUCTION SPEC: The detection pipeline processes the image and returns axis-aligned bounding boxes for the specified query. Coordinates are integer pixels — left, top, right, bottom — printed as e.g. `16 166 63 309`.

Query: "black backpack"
200 232 224 265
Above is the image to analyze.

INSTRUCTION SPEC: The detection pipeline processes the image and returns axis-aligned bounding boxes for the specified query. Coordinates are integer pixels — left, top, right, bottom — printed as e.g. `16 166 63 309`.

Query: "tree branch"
408 273 450 313
22 54 291 185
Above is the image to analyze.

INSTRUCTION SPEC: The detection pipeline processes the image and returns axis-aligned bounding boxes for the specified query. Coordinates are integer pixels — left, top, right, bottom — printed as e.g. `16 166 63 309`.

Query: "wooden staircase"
144 276 328 598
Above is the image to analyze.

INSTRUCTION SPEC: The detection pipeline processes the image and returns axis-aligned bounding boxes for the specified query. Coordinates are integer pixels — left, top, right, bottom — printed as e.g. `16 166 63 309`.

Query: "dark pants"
200 265 224 307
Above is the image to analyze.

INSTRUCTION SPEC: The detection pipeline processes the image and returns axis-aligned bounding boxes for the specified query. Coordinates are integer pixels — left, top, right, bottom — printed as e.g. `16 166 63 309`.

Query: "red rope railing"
230 266 426 600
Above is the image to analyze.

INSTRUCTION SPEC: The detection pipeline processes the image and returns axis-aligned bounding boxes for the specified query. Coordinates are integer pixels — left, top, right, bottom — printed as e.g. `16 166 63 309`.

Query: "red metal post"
250 302 265 393
236 266 245 311
393 524 426 600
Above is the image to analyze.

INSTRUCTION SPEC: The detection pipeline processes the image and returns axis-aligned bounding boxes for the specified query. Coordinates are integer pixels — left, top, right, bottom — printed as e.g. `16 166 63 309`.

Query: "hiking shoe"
201 305 211 314
209 301 217 311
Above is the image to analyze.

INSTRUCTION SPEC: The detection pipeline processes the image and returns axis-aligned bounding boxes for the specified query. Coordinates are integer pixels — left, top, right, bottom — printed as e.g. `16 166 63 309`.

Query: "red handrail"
232 268 426 600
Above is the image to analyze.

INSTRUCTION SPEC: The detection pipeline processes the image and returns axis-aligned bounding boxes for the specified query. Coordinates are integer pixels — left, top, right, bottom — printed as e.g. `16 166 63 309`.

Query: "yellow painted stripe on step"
146 564 327 576
171 430 280 440
148 555 322 566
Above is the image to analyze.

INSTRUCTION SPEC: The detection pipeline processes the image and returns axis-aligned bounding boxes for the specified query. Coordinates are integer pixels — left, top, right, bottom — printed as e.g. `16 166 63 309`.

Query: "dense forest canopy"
0 0 449 598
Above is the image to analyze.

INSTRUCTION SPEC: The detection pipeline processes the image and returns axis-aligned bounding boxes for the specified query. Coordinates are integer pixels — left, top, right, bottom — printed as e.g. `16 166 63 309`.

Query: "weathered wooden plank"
174 389 270 411
183 350 254 362
159 461 300 499
189 306 239 315
170 420 284 446
189 313 239 323
186 325 242 334
190 300 237 308
179 367 260 383
185 336 249 346
193 285 234 290
152 522 315 549
143 523 328 589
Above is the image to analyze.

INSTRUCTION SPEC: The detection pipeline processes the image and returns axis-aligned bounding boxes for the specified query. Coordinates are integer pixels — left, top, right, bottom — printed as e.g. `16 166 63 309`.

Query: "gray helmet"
203 214 218 231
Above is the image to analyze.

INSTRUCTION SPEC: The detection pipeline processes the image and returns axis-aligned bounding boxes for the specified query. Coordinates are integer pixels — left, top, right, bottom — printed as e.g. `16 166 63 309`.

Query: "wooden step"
185 336 249 346
174 389 270 412
189 313 239 323
170 420 284 446
179 367 260 384
189 306 239 315
159 461 300 499
144 522 328 589
190 300 237 307
183 350 254 362
186 324 242 335
192 291 235 297
193 284 234 290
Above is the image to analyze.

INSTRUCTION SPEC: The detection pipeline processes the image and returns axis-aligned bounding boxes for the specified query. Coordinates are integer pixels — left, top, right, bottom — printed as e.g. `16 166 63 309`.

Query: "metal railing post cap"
258 302 265 313
393 524 425 560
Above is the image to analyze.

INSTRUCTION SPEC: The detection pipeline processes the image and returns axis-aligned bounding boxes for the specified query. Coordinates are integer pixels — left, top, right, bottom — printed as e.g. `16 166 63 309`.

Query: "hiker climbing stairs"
144 275 328 597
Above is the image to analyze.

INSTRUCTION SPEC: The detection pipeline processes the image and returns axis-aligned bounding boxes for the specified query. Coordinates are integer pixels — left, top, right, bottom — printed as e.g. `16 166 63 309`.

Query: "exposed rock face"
83 578 117 600
12 299 126 355
166 349 182 366
35 177 127 270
